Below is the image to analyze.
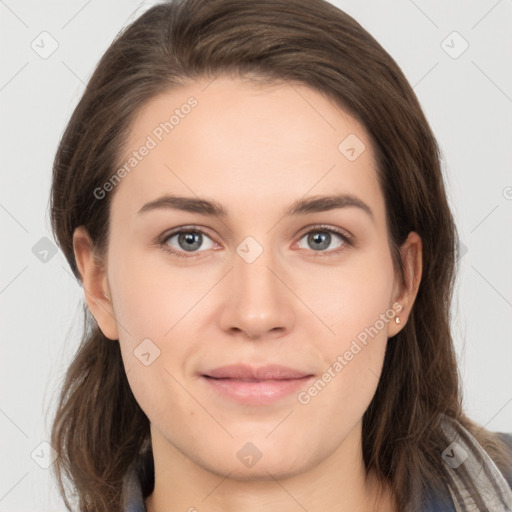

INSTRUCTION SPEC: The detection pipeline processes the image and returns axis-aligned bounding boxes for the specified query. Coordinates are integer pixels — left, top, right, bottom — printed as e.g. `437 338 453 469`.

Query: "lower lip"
201 375 314 405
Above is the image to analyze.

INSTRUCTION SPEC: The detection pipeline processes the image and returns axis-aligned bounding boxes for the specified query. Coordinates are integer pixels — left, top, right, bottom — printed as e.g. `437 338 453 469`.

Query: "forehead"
110 76 385 224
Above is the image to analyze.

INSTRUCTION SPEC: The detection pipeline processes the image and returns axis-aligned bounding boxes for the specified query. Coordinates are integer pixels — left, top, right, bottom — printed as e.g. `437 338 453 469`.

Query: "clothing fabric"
121 417 512 511
439 416 512 511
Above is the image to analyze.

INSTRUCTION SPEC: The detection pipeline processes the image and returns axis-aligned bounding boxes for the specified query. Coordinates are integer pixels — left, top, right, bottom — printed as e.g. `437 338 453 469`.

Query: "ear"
387 231 422 338
73 226 119 340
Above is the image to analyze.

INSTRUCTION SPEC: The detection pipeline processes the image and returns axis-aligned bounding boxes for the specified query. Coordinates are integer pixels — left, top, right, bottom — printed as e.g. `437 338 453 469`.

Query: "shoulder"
421 430 512 511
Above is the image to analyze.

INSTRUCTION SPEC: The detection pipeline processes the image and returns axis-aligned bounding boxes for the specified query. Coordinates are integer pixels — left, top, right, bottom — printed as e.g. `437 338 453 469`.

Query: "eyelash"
158 224 354 260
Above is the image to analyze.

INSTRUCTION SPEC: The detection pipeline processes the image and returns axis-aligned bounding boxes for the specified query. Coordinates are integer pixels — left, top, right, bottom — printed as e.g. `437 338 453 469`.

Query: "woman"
49 0 512 511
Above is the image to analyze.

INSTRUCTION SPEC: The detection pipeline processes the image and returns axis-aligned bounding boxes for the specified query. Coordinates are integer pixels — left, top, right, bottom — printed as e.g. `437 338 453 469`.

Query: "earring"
395 316 401 324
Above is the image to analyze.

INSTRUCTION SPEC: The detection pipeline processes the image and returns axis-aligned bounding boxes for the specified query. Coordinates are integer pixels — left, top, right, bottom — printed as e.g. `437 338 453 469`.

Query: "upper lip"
203 364 312 380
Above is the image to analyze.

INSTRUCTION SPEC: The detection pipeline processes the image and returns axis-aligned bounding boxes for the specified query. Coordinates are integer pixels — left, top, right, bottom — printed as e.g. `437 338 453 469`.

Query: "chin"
190 440 320 482
204 457 311 482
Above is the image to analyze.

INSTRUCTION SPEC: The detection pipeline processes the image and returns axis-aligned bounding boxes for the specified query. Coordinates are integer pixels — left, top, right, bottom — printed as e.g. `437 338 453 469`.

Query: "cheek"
109 232 394 425
300 246 396 342
297 301 391 436
107 247 211 415
296 248 394 411
107 244 214 341
300 341 386 440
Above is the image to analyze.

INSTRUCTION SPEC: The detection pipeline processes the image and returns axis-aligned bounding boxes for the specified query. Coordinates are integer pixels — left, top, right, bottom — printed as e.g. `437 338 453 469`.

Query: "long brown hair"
50 0 510 510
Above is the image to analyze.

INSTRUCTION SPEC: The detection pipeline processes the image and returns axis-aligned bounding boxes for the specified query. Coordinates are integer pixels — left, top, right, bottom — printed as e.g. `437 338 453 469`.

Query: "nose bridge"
219 233 294 338
234 233 282 303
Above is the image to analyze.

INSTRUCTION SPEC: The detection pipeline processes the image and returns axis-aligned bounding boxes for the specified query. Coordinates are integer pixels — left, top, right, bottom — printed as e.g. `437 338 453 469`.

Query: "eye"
159 224 353 260
296 226 352 255
161 227 215 258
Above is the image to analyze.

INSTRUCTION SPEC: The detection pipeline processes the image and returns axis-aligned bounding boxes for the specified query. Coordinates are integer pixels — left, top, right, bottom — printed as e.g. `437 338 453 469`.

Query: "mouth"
201 364 315 405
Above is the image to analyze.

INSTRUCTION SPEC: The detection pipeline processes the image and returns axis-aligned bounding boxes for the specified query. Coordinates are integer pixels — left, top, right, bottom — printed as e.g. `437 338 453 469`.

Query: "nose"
217 243 295 341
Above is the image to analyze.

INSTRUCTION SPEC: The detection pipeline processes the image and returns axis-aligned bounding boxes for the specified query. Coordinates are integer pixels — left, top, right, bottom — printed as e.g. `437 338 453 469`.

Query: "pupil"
309 232 330 251
177 231 331 253
179 232 201 252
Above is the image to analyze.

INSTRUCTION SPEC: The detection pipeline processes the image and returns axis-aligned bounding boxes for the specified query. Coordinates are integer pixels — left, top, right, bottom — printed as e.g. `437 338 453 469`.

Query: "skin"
74 77 422 512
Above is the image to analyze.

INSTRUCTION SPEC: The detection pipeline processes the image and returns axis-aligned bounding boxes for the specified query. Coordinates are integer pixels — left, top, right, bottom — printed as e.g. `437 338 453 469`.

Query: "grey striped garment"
439 414 512 511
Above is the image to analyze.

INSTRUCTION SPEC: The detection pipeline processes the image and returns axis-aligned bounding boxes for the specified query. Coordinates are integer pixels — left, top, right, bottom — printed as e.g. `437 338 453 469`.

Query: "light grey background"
1 1 511 510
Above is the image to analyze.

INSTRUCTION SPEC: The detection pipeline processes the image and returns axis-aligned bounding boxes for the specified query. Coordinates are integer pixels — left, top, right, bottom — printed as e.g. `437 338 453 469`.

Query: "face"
76 76 420 480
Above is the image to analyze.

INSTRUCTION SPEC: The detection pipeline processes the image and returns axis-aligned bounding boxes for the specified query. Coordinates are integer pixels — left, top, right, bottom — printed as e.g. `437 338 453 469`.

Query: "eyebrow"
137 193 374 221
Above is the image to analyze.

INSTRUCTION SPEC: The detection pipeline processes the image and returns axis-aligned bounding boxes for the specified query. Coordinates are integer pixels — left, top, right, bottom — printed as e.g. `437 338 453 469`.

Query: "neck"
145 422 396 512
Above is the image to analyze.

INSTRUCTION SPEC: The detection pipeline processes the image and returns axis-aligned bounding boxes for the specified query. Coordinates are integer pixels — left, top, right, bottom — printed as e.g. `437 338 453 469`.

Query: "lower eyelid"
295 229 350 251
162 230 215 252
160 226 353 258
